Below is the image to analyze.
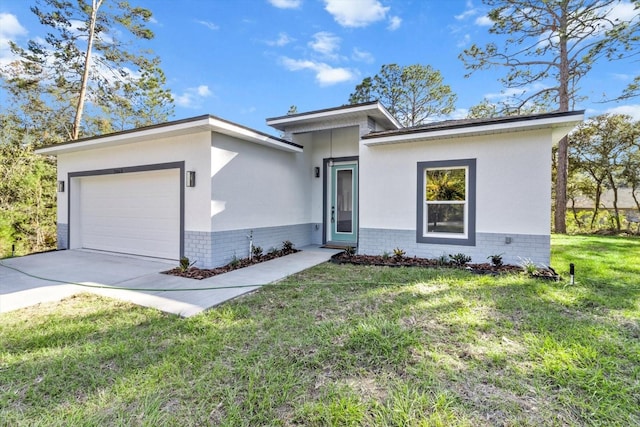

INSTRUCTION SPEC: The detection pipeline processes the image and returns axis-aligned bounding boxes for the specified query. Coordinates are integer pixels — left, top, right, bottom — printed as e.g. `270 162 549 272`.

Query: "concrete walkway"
0 246 341 317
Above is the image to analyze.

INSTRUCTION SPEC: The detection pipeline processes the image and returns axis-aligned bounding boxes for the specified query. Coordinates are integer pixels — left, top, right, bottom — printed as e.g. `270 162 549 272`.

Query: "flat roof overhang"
266 101 402 132
36 115 303 155
361 111 584 146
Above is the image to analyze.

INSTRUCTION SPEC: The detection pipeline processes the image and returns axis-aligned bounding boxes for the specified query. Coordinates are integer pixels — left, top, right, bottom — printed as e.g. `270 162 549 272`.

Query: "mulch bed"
164 248 560 281
163 247 300 280
330 253 560 280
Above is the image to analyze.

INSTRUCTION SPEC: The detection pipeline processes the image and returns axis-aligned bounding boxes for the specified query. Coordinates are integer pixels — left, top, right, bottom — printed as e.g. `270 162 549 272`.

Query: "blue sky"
1 0 639 134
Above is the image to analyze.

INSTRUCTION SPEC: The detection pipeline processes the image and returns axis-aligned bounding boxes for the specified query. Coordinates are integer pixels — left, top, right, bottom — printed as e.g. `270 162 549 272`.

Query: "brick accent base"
358 228 550 266
184 223 314 268
57 223 68 250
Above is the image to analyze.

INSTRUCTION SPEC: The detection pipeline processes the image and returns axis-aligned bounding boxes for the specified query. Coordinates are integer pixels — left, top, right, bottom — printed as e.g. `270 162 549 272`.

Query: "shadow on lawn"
2 263 638 425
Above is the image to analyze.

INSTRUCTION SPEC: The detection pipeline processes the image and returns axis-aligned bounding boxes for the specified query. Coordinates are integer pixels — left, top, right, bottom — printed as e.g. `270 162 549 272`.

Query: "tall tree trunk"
71 0 102 140
554 1 570 234
555 136 569 233
590 183 602 230
607 172 621 231
570 198 581 228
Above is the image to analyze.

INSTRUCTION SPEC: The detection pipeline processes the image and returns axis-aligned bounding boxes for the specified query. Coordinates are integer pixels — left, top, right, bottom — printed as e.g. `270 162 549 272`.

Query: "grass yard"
1 235 638 426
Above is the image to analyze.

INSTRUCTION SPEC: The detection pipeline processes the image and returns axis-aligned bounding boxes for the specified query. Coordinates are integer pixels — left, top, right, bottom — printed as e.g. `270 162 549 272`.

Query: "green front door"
330 163 358 244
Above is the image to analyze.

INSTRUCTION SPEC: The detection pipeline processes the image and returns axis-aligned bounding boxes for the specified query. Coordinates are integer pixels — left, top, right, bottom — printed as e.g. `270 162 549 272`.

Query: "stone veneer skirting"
358 228 551 266
57 223 68 250
185 223 314 268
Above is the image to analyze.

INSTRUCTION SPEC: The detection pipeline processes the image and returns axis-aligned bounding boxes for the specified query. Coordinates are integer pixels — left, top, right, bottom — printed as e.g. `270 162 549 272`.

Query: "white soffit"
362 112 584 146
35 116 302 155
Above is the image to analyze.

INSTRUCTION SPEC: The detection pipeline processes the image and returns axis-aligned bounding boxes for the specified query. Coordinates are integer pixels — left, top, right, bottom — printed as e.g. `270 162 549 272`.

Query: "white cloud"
456 33 471 48
308 32 341 57
266 32 294 47
604 104 640 120
352 47 374 63
175 85 213 108
608 1 638 22
485 87 529 101
387 16 402 31
268 0 302 9
611 73 632 81
448 108 469 120
455 0 477 20
0 13 27 40
281 57 356 86
475 15 493 26
197 85 211 96
196 20 219 31
0 13 27 66
323 0 389 28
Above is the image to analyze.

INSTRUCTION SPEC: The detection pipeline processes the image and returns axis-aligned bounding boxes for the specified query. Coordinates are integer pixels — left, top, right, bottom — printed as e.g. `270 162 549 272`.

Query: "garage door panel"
78 169 180 259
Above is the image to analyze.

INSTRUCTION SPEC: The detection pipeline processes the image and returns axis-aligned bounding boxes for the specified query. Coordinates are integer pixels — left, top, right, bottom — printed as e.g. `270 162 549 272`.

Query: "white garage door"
78 169 180 260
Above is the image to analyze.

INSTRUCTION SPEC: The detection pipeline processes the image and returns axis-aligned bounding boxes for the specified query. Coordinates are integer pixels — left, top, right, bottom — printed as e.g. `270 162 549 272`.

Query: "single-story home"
36 102 583 267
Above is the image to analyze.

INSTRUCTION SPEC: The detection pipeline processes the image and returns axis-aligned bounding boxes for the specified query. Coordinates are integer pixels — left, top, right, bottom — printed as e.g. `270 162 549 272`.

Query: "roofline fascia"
362 111 584 146
35 114 301 155
266 101 402 129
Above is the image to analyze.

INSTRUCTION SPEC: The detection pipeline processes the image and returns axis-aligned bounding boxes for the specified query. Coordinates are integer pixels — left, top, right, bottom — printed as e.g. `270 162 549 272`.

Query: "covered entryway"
70 164 183 260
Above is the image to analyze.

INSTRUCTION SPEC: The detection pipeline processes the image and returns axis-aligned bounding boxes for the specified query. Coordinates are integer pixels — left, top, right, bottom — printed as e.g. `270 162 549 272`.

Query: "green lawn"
1 235 638 426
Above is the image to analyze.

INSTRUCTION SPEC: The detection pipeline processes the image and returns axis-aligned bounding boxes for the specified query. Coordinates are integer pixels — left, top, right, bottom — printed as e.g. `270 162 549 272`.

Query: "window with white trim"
417 159 476 246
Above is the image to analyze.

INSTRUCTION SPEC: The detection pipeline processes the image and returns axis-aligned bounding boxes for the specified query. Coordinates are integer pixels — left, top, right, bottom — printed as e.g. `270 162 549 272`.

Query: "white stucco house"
36 102 583 268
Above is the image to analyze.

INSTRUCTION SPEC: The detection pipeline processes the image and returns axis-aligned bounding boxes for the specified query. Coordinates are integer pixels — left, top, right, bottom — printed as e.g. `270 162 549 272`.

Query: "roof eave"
362 112 584 146
35 115 302 155
266 102 402 131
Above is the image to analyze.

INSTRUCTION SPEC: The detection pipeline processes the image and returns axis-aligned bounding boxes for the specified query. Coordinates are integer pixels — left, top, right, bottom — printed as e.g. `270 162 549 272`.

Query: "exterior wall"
358 129 554 265
359 228 550 266
297 127 360 228
209 133 312 232
184 223 313 268
56 131 213 240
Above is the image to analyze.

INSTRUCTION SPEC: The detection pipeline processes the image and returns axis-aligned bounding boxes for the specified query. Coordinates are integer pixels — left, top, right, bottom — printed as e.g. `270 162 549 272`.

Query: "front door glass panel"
336 169 353 233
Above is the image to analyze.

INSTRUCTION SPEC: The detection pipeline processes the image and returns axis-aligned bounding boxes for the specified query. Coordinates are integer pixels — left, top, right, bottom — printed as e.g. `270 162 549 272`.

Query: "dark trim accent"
363 109 585 139
322 156 359 246
38 114 300 151
67 161 185 259
416 159 476 246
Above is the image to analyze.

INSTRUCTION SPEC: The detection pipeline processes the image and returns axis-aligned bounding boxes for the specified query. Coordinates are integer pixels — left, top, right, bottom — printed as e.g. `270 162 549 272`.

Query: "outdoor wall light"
186 171 196 187
314 166 320 178
57 180 65 192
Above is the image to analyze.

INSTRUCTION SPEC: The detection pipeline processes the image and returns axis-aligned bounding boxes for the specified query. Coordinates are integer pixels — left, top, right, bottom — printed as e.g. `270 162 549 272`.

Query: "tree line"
1 0 639 257
0 0 173 257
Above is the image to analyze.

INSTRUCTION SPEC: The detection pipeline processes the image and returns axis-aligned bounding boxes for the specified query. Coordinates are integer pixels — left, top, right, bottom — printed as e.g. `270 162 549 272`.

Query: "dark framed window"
417 159 476 246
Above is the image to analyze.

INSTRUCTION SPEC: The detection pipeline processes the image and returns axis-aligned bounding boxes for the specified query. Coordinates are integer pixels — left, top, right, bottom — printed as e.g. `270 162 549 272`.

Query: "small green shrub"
381 251 390 261
393 247 406 262
252 245 263 259
229 254 240 268
449 253 471 267
487 253 504 268
178 257 195 272
344 246 356 257
282 240 294 253
437 253 450 266
518 257 538 275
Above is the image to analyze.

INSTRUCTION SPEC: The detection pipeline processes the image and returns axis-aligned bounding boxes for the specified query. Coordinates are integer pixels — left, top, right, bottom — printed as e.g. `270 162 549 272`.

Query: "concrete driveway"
1 247 340 317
